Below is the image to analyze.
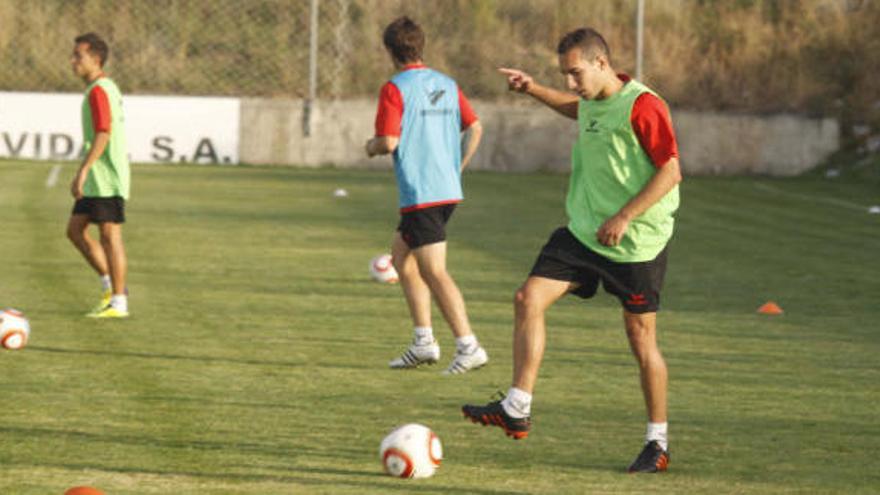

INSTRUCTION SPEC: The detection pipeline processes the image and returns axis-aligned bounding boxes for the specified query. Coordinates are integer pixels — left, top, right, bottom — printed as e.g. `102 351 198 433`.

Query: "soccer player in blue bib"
366 16 486 375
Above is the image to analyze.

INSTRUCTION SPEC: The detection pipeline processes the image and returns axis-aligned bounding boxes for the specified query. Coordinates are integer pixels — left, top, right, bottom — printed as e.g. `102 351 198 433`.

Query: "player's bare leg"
391 233 432 328
388 232 440 368
99 222 127 296
410 241 470 337
66 214 109 276
411 241 487 374
511 276 574 392
623 311 667 423
462 276 572 437
86 222 129 318
624 310 670 473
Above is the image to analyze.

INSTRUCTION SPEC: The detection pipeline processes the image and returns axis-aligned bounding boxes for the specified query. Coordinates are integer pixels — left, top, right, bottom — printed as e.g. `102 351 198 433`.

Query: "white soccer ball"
369 254 399 284
380 423 442 479
0 308 31 350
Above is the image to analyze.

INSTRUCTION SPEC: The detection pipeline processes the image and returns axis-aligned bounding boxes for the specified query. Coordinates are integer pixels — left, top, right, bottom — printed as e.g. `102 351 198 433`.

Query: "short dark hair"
557 28 611 64
74 32 109 67
383 16 425 64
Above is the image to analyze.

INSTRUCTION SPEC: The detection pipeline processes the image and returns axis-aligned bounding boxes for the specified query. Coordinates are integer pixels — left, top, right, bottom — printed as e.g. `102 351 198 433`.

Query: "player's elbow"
663 158 683 185
464 120 483 144
465 120 483 135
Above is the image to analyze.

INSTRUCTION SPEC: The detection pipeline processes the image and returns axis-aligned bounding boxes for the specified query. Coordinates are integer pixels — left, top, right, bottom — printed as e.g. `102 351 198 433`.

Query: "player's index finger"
497 67 520 76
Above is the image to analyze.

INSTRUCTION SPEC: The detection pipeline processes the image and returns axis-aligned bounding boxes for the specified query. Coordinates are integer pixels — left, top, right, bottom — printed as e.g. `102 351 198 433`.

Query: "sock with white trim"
110 294 128 313
501 387 532 419
413 326 433 345
646 422 668 451
455 334 477 353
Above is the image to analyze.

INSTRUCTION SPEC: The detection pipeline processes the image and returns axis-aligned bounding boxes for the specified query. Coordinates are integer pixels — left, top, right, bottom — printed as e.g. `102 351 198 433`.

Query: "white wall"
240 98 840 176
0 92 239 164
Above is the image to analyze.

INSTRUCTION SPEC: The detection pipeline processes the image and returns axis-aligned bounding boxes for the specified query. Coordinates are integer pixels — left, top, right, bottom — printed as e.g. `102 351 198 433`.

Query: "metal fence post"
636 0 644 80
304 0 320 137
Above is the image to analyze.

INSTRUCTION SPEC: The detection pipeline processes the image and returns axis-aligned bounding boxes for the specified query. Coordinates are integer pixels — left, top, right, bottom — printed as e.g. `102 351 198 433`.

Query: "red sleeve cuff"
88 85 112 133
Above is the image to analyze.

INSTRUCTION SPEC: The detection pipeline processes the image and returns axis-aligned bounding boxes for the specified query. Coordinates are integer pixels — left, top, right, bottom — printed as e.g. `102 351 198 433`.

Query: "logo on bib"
428 90 446 105
585 119 600 133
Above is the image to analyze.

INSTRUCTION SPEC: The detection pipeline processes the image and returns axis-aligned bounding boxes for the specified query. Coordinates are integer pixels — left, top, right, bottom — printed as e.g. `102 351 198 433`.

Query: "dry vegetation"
0 0 877 132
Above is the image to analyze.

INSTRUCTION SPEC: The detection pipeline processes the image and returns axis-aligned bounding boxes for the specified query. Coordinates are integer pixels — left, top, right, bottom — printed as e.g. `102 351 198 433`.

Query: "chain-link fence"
0 0 351 98
0 0 877 129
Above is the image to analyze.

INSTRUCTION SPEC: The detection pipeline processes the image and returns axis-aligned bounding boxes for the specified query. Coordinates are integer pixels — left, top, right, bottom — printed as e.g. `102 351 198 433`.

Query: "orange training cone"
65 487 105 495
757 301 784 315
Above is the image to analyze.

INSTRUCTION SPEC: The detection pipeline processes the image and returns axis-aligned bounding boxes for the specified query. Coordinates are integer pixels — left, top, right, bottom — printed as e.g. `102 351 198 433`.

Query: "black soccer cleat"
627 440 669 473
462 400 531 440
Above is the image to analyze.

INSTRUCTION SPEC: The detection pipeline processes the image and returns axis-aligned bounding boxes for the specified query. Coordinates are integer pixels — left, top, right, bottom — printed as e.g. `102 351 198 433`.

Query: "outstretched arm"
498 68 579 120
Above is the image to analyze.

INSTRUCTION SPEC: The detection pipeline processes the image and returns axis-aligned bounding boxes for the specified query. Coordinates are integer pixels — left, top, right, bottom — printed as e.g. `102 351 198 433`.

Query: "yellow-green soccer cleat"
86 304 129 319
90 289 113 314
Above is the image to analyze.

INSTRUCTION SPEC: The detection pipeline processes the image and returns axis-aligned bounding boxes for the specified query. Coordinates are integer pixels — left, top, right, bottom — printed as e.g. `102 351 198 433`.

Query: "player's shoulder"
92 77 122 96
632 91 671 120
380 79 399 93
627 80 663 104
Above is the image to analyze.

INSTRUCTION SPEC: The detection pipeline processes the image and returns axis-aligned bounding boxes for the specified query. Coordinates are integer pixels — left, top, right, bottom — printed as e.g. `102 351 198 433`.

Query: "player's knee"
66 225 82 244
514 287 540 315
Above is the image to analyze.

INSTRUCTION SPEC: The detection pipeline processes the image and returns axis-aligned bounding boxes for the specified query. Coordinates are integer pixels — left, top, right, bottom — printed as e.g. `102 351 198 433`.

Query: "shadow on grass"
0 424 309 459
26 345 353 370
13 459 529 494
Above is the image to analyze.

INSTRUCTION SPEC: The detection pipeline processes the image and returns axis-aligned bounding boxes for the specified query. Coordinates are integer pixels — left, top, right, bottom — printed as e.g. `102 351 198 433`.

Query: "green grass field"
1 160 878 494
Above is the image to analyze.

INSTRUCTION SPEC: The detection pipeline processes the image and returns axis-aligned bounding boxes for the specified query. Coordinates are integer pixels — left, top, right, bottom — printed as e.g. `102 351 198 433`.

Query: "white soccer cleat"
442 345 488 375
389 340 441 369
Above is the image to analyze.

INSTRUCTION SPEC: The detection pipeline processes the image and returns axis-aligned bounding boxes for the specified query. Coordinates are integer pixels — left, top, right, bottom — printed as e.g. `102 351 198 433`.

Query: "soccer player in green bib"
66 33 131 318
463 28 681 473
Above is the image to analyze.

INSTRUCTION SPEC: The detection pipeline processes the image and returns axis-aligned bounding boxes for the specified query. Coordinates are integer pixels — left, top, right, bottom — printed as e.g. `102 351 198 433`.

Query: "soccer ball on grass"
369 254 399 283
0 308 30 350
380 423 442 478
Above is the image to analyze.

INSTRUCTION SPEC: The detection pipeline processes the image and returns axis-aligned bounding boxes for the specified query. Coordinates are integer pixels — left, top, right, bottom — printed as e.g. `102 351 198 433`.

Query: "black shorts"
72 197 126 224
529 227 668 313
397 204 456 249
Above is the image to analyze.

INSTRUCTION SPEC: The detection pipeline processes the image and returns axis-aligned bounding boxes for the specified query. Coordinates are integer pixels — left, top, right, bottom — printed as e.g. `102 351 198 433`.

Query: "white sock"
413 326 433 345
110 294 128 312
455 334 477 353
646 422 668 451
500 387 532 418
100 275 112 291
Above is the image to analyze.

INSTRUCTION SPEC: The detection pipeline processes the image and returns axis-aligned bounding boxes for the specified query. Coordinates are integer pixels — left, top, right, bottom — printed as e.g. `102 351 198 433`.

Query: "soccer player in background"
366 16 487 375
66 33 131 318
462 28 681 473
